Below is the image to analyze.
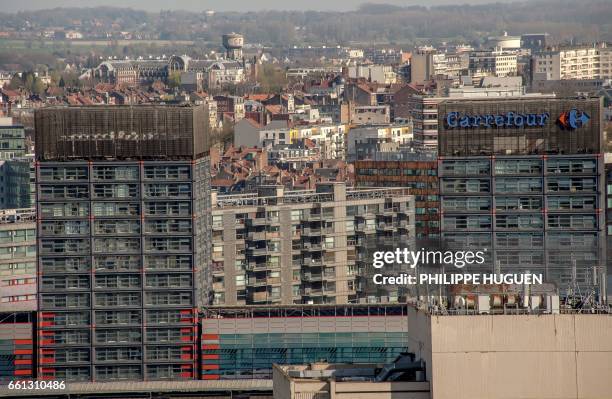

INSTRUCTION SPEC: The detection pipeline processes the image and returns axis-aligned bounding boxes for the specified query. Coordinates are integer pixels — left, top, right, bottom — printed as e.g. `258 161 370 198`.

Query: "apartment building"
468 49 518 77
34 105 212 382
438 97 605 292
397 95 442 149
234 119 291 148
347 124 413 162
348 64 397 84
214 95 245 122
0 208 36 312
211 182 415 306
304 124 347 160
532 43 612 81
410 50 452 84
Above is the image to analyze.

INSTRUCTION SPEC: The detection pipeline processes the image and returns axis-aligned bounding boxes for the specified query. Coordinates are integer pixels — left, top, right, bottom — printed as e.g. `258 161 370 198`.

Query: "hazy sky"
4 0 527 13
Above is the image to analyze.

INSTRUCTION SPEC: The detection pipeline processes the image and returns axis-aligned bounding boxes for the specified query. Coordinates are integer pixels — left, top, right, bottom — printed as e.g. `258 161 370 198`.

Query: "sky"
3 0 527 13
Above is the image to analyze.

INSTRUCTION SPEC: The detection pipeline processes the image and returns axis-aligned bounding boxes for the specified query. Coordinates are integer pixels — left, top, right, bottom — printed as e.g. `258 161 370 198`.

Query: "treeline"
0 0 610 46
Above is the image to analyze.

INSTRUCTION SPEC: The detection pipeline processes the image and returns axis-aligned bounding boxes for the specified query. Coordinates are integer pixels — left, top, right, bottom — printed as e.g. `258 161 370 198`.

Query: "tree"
31 78 44 95
7 74 22 90
168 71 181 89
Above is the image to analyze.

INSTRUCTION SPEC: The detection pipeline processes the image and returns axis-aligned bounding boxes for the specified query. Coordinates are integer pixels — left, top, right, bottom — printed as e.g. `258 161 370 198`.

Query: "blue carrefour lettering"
445 111 552 129
447 112 459 128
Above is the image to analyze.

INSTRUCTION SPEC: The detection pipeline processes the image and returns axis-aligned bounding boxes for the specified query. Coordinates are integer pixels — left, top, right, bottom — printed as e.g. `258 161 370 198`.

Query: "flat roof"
0 380 273 397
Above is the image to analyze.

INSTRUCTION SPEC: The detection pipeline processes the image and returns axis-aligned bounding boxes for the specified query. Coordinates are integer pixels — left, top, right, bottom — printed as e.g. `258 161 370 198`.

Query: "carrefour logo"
557 109 590 130
445 111 550 129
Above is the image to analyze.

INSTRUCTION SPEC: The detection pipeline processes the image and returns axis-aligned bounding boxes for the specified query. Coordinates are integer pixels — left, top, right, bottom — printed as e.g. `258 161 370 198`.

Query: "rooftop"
213 184 410 209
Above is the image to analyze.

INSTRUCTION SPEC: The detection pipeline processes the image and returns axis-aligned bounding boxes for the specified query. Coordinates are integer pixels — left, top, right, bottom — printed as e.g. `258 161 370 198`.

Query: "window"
495 178 542 193
548 214 597 229
495 197 542 211
93 202 140 217
144 165 190 180
495 214 543 229
442 197 490 211
92 166 138 181
547 177 596 192
441 160 490 176
443 215 491 230
547 196 596 210
442 179 490 193
547 159 596 174
212 215 223 228
494 159 541 175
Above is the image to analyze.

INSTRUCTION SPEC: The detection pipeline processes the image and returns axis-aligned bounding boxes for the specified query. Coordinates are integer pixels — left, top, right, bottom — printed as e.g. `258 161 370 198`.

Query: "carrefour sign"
445 111 550 129
445 109 590 130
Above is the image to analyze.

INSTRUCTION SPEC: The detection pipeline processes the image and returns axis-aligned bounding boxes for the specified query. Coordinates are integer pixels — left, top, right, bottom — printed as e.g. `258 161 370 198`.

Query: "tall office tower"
211 183 415 305
438 97 605 294
35 105 212 382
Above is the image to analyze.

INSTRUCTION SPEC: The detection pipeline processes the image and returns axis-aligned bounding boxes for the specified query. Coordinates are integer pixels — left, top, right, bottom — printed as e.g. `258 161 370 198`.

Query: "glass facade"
201 304 409 380
438 97 605 293
206 332 408 379
440 156 604 289
0 125 26 160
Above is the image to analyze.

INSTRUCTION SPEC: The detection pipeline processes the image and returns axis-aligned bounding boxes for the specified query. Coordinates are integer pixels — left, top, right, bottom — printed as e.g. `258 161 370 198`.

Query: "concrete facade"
273 363 430 399
407 307 612 399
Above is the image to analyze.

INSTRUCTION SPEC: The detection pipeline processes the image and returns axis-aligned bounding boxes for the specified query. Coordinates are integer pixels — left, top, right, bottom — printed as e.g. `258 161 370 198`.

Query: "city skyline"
0 0 610 396
5 0 532 13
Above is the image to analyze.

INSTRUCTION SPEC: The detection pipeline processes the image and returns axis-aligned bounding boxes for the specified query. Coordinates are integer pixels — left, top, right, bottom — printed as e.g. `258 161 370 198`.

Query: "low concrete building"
273 362 430 399
407 306 612 399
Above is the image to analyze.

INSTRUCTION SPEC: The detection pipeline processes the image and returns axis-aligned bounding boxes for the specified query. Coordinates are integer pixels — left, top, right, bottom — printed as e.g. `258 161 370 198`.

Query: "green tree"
24 74 35 92
168 71 181 89
7 74 22 89
31 78 44 95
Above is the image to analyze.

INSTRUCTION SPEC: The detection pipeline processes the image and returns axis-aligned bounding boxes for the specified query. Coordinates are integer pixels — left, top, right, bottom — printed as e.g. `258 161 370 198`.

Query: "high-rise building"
438 97 605 293
468 49 518 78
0 208 36 312
35 105 212 382
211 182 415 305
